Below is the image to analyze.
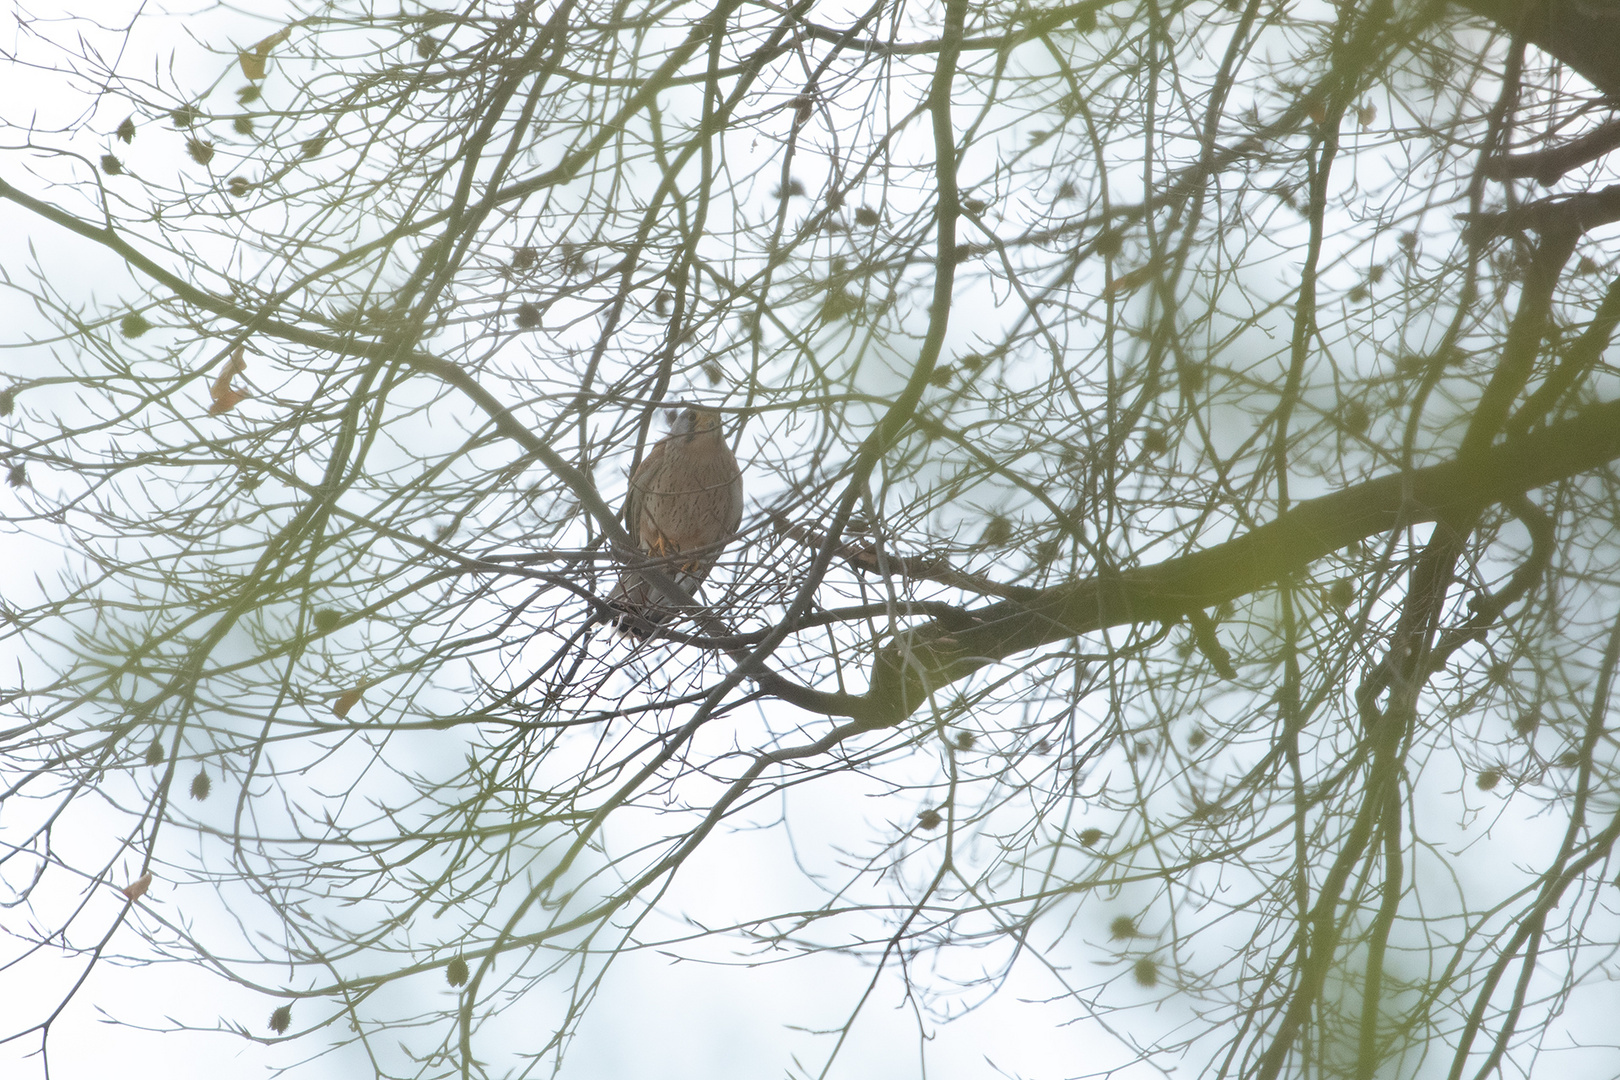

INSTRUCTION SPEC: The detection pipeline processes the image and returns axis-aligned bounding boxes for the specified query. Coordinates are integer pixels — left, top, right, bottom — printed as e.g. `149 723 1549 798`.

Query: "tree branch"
859 395 1620 725
1455 0 1620 102
1482 118 1620 185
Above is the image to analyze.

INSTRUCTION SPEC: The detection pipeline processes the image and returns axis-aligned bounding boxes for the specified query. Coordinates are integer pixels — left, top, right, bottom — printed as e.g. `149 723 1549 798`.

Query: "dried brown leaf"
239 27 291 81
209 347 249 415
121 871 152 901
1105 263 1156 297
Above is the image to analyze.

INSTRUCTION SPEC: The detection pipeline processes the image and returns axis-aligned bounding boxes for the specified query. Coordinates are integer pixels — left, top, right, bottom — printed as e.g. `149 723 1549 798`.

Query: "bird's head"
665 405 725 437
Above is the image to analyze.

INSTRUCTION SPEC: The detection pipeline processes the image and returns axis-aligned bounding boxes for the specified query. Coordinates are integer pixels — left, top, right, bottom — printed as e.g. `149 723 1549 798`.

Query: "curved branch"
860 395 1620 725
1455 0 1620 102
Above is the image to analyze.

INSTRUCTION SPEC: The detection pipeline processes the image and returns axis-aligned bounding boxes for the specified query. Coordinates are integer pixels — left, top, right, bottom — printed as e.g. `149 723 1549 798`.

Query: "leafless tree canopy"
4 0 1620 1076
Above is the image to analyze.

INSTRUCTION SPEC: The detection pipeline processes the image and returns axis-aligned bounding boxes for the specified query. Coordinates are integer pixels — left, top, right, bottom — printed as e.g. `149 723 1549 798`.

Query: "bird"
608 406 743 636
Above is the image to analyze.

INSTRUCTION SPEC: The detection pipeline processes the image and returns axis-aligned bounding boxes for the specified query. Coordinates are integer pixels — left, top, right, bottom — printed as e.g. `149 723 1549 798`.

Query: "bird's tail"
605 561 713 638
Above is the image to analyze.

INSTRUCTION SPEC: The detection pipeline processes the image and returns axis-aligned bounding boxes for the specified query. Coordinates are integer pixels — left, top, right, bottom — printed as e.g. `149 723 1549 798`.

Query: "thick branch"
1455 0 1620 101
1483 119 1620 185
859 396 1620 725
1457 183 1620 246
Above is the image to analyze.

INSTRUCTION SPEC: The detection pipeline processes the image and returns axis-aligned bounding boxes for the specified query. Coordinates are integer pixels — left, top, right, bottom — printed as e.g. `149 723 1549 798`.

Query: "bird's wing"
724 464 744 536
623 435 670 549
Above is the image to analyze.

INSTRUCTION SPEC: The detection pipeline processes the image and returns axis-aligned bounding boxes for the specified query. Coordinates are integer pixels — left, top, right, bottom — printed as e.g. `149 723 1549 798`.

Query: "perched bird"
609 406 743 636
